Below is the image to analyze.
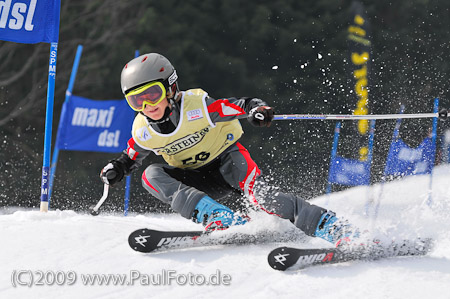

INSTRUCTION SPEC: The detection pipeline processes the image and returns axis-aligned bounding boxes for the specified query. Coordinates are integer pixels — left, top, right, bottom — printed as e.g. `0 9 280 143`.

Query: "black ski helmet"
120 53 179 99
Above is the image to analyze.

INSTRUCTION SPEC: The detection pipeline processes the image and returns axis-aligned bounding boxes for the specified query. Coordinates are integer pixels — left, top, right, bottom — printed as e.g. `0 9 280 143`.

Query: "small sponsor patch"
168 71 178 85
136 127 152 141
187 109 203 121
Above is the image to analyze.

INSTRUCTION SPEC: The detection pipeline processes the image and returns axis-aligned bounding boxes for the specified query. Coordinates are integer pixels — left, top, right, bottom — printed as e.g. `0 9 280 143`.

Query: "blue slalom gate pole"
48 45 83 207
366 120 376 174
40 43 59 212
123 49 140 216
363 119 376 215
124 176 131 216
326 121 341 194
426 98 439 207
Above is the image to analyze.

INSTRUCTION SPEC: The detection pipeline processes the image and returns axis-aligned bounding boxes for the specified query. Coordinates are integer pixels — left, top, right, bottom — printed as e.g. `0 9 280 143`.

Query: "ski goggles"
125 81 167 111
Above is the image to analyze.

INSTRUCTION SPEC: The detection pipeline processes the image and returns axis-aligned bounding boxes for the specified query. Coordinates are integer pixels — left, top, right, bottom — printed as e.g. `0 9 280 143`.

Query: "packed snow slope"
1 165 450 299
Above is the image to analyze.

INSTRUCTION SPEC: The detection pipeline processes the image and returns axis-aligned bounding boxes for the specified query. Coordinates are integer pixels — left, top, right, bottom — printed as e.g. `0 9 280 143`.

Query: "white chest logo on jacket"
136 126 152 142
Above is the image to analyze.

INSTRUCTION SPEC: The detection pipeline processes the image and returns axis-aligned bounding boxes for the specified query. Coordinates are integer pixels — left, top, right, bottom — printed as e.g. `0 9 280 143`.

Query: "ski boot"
314 211 361 245
193 196 247 232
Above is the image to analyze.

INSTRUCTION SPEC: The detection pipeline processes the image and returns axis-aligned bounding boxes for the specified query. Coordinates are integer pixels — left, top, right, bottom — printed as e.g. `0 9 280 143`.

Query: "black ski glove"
248 106 274 127
100 153 135 186
100 161 124 186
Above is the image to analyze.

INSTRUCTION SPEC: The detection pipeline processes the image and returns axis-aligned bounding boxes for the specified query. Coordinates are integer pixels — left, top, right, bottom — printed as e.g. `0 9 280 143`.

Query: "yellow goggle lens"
125 81 166 111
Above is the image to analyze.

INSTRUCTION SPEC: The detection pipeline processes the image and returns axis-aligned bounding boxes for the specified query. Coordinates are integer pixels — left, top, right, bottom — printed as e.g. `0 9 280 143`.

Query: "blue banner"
327 120 375 192
328 156 371 186
57 96 134 153
384 137 436 176
0 0 61 44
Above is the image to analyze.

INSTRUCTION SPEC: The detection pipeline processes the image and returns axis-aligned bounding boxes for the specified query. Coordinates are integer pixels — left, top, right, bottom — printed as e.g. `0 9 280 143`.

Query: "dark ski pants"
141 143 326 236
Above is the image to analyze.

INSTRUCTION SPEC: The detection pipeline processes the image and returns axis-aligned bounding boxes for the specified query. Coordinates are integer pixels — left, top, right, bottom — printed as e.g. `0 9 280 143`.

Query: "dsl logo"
0 0 37 31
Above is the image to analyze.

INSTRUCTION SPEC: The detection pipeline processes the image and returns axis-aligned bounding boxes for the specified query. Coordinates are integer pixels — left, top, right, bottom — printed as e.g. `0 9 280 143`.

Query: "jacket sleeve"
205 96 268 123
118 137 152 174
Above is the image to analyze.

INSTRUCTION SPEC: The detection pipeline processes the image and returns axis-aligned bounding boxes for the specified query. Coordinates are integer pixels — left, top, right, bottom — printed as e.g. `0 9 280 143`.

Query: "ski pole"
90 184 109 216
273 108 448 121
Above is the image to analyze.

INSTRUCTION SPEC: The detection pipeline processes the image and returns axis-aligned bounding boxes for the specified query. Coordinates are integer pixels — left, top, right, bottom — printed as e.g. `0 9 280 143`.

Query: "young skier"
100 53 355 244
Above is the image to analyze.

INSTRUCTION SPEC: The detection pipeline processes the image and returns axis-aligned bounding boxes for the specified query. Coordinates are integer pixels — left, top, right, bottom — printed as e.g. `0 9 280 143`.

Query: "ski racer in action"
100 53 355 244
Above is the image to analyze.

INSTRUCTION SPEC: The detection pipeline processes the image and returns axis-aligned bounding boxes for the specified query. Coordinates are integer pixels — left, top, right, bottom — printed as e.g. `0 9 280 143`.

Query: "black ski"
128 227 306 253
128 228 203 253
268 238 433 271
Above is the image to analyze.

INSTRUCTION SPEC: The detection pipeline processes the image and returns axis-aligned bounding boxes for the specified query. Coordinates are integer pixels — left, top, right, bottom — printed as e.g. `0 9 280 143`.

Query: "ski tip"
268 247 292 271
128 228 156 253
